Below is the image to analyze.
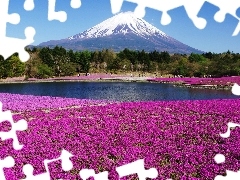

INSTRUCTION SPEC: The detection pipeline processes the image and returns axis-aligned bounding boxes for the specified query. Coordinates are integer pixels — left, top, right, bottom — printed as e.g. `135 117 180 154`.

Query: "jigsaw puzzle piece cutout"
110 0 186 25
48 0 82 22
220 122 240 138
48 0 67 22
0 0 20 37
0 0 36 62
110 0 240 35
214 151 240 180
110 0 124 14
181 0 207 29
133 0 187 25
0 26 35 62
207 0 240 36
206 0 240 23
214 154 225 164
24 0 35 11
22 149 73 180
79 169 109 180
0 102 28 150
22 164 50 180
215 170 240 180
231 83 240 96
0 156 15 180
214 125 240 179
43 149 74 172
233 21 240 36
188 0 240 35
0 118 28 150
116 159 158 180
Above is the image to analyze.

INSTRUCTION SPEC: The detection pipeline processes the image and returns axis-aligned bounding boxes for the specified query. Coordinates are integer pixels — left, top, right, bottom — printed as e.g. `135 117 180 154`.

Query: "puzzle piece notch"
48 0 82 22
22 164 50 180
0 26 35 62
110 0 207 29
206 0 240 23
214 154 225 164
233 22 240 36
109 0 240 34
214 122 240 179
116 159 158 180
24 0 35 11
231 83 240 96
43 149 74 172
6 13 20 26
70 0 81 9
220 122 240 138
181 0 207 29
0 102 28 150
207 0 240 36
110 0 187 26
110 0 124 14
79 169 109 180
215 170 240 180
0 0 36 62
0 156 15 180
0 0 20 37
22 149 73 180
1 0 83 62
48 0 67 22
131 1 149 19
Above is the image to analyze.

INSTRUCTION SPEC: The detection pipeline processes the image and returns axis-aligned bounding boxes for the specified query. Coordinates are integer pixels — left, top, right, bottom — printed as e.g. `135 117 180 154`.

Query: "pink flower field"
148 76 240 87
1 93 240 179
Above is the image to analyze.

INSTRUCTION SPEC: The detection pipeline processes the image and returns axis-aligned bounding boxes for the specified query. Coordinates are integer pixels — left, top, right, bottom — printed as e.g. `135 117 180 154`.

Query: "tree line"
0 46 240 79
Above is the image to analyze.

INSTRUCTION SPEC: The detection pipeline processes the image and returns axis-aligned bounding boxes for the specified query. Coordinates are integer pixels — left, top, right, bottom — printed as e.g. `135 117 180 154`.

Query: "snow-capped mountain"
39 11 203 54
68 11 168 39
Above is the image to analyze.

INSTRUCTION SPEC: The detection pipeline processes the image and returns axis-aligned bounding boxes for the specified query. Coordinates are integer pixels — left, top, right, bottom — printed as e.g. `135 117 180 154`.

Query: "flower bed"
0 94 240 179
148 76 240 89
0 93 116 113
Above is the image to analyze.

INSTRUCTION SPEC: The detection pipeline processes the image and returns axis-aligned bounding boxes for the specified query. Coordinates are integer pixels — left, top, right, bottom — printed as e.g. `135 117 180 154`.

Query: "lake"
0 81 238 102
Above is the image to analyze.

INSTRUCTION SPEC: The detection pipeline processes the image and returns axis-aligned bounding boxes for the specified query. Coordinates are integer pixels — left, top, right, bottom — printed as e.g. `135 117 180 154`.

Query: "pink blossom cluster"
148 76 240 86
0 94 240 179
0 93 116 112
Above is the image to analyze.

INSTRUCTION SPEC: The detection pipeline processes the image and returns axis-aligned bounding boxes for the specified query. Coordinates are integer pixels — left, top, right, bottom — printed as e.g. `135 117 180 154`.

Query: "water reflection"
0 82 238 102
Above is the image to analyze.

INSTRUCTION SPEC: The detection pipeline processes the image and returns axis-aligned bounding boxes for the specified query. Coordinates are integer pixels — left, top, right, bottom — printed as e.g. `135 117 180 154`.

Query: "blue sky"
7 0 240 53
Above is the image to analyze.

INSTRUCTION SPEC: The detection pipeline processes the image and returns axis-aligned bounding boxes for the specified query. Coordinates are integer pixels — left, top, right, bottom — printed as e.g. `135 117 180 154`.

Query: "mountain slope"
39 11 203 54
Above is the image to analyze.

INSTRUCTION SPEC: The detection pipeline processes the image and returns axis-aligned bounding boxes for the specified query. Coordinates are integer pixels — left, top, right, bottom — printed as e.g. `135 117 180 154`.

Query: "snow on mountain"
68 11 168 40
39 11 204 54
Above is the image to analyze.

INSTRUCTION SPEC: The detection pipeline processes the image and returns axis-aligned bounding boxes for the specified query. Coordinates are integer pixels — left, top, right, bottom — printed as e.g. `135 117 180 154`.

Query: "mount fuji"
39 11 203 54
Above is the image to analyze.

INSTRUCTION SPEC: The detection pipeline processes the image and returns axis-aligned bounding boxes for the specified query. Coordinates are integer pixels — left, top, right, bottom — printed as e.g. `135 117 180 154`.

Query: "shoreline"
148 80 233 90
172 83 232 90
0 76 234 91
0 77 151 84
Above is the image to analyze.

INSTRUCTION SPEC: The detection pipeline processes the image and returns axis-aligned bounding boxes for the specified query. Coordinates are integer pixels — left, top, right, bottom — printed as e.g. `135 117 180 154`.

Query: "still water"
0 82 238 102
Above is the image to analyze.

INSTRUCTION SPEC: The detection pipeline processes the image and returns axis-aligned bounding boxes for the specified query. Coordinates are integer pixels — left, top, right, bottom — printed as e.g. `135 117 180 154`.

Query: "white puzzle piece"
0 156 15 180
0 0 35 62
22 149 73 180
79 169 109 180
116 159 158 180
0 102 28 150
110 0 240 35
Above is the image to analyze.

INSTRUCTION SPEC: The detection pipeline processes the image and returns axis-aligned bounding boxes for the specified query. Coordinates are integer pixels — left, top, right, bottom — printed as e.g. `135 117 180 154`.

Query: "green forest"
1 46 240 79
